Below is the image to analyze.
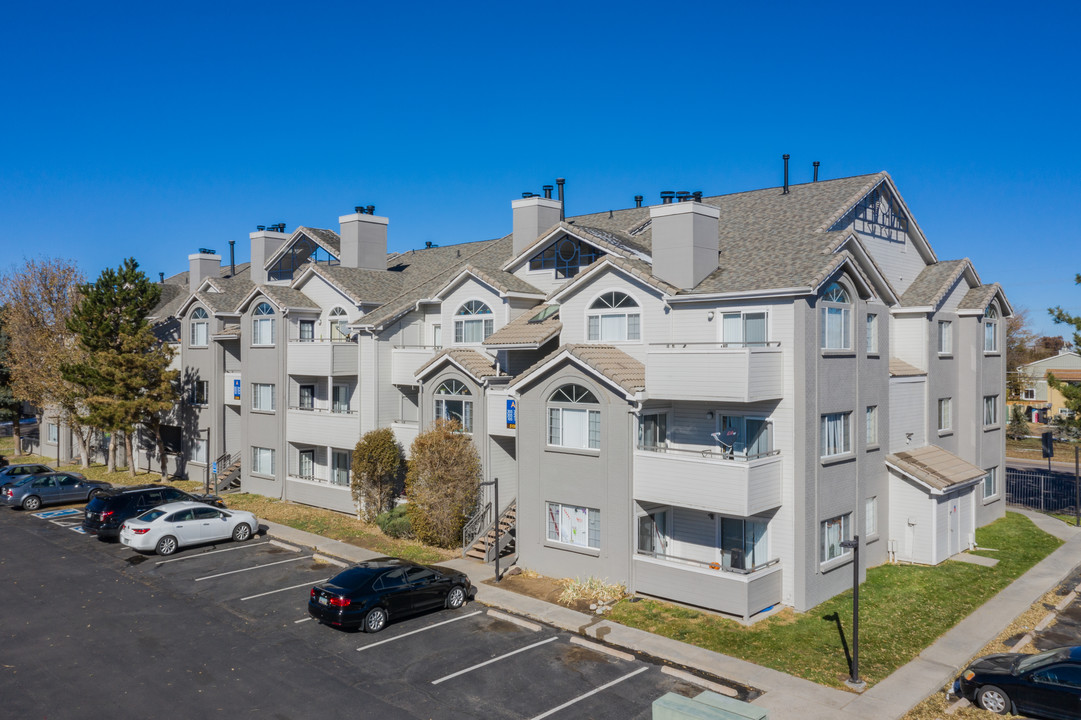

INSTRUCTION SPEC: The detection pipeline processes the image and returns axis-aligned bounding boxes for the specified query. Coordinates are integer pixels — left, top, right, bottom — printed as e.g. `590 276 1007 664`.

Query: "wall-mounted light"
708 513 715 520
706 410 714 420
707 311 715 321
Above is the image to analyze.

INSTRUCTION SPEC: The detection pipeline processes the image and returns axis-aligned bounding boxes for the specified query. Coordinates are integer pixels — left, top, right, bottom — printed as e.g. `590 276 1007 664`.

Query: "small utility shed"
886 445 988 566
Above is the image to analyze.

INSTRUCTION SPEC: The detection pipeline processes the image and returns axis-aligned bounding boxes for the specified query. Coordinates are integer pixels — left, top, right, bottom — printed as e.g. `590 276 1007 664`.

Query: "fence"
1006 466 1081 520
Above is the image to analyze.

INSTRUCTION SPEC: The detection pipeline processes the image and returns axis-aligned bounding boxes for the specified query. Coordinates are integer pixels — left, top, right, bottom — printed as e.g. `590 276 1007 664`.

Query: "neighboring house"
43 172 1010 622
1011 352 1081 423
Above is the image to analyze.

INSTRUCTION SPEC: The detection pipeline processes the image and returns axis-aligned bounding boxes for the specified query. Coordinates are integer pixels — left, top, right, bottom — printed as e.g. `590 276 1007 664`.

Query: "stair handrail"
484 499 517 563
214 451 242 492
461 501 492 557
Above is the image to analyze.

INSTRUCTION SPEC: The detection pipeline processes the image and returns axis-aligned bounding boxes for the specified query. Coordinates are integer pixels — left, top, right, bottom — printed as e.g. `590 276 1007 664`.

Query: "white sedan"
120 501 259 556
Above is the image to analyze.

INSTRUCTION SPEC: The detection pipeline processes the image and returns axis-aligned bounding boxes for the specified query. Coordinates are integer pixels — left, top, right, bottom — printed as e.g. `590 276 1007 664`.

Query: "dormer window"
329 307 349 342
252 302 276 346
820 282 851 350
529 236 605 279
454 300 493 344
587 292 640 342
190 307 209 347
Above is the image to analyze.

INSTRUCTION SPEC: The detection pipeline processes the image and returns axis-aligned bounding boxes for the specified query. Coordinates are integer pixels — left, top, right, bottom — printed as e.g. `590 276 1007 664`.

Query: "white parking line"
194 555 312 582
241 578 329 602
294 617 312 624
156 541 271 565
431 636 558 685
529 667 649 719
357 611 483 653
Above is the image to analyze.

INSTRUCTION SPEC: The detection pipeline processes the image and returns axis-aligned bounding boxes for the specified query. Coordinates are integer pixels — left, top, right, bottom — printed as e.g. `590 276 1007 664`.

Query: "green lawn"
607 512 1062 689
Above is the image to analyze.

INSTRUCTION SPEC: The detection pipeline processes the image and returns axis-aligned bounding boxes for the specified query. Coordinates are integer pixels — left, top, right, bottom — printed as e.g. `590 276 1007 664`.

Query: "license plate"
318 596 328 606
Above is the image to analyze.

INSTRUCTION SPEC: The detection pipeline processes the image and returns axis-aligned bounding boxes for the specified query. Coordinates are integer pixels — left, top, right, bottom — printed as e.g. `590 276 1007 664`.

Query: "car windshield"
1016 648 1068 673
328 567 380 591
137 509 168 522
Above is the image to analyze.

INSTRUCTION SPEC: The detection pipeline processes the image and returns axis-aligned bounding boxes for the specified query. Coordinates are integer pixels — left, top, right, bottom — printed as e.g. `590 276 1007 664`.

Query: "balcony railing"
637 443 779 461
391 345 441 385
636 549 779 576
645 341 783 402
288 404 358 416
289 336 357 344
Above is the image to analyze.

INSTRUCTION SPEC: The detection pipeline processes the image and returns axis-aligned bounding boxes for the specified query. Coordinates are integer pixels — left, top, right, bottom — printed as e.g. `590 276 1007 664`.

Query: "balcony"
645 342 783 402
287 407 360 448
288 339 358 377
391 345 440 385
633 445 782 517
633 553 781 621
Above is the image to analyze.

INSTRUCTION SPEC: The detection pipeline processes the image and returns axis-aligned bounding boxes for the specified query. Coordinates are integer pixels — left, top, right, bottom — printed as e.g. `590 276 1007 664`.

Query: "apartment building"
42 171 1009 621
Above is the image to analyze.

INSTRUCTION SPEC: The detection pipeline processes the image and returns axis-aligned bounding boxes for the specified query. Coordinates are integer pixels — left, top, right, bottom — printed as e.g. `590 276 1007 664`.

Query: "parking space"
1 501 749 718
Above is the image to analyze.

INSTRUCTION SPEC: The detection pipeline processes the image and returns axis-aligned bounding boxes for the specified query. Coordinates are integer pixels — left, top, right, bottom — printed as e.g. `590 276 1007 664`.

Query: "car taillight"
101 510 114 519
329 596 351 608
132 527 150 535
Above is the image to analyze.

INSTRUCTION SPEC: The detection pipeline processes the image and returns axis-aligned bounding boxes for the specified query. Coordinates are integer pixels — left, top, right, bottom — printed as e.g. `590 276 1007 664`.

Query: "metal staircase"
214 451 243 493
463 500 516 562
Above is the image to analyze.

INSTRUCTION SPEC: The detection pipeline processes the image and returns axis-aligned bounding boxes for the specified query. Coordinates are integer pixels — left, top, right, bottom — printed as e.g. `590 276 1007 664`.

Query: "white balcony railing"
288 339 358 376
645 342 783 402
391 345 441 385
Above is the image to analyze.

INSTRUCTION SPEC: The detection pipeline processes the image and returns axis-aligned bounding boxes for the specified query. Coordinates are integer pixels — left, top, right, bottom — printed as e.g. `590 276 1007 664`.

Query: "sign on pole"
506 399 516 429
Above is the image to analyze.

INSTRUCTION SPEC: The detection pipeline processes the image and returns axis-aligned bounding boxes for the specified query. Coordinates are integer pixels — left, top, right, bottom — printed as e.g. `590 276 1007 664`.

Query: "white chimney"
649 202 720 290
188 252 221 294
512 197 562 258
249 229 289 285
339 212 389 270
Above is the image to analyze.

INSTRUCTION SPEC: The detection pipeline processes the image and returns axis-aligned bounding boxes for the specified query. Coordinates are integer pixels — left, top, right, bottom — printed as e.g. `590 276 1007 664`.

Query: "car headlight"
962 670 975 681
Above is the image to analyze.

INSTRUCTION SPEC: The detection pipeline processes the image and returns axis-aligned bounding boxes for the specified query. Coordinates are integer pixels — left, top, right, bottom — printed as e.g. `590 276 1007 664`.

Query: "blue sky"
2 1 1077 337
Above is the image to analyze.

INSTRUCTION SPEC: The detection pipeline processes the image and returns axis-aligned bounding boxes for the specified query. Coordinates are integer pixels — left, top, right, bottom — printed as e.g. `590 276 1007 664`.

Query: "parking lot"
0 502 743 719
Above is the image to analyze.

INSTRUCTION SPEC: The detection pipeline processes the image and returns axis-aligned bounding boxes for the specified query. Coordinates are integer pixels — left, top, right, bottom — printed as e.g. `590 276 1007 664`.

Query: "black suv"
82 485 225 540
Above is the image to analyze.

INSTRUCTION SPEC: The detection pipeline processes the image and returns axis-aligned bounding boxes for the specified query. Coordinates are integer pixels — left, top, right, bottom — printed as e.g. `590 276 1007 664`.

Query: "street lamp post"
839 535 865 691
478 478 500 583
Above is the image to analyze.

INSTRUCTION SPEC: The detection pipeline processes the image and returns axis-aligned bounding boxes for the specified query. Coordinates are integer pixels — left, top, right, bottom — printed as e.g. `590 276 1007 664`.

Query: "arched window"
547 384 600 450
587 292 640 342
529 236 606 278
253 302 276 346
454 300 493 344
435 379 473 433
329 307 349 342
190 307 209 347
984 305 999 352
820 282 851 350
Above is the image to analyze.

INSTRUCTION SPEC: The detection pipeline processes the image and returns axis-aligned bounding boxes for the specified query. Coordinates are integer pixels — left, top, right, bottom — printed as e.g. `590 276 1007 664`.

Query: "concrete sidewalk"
262 510 1081 720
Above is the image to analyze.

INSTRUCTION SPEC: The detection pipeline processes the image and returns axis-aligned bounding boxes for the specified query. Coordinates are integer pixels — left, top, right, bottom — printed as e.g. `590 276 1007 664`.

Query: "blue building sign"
233 379 241 400
506 399 516 429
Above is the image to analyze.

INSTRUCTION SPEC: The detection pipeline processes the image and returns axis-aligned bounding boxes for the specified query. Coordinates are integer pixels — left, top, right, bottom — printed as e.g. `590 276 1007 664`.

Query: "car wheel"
976 685 1011 715
22 496 41 511
232 523 252 542
446 585 466 609
89 489 103 501
362 607 387 633
155 535 178 556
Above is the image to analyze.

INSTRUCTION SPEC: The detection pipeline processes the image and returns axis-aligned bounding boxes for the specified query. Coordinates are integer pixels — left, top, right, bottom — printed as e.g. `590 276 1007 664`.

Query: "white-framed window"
938 398 952 432
938 320 952 354
721 310 767 347
332 450 351 487
188 435 207 464
548 384 600 450
820 282 851 350
433 324 442 348
866 497 878 537
47 423 59 443
638 412 668 449
298 449 314 479
252 302 276 346
298 319 315 342
190 380 208 406
190 307 209 347
329 307 349 342
865 313 878 354
587 291 641 343
821 513 851 563
434 379 473 433
984 306 999 352
251 446 275 476
984 395 999 426
984 466 998 499
1022 388 1036 401
866 405 878 446
546 501 600 548
820 412 851 458
252 383 276 412
718 516 769 571
718 415 772 457
454 300 494 344
298 384 315 410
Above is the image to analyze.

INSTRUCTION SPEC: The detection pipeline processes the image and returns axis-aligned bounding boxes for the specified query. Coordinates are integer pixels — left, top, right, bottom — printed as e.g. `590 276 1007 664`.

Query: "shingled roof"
899 260 969 308
483 305 562 348
889 358 926 377
887 445 987 493
415 348 502 382
510 344 645 396
959 283 1004 312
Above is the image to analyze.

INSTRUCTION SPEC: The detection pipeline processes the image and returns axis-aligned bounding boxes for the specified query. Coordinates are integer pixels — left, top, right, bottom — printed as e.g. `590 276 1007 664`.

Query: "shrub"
558 576 627 605
375 504 412 539
405 419 481 548
351 428 404 522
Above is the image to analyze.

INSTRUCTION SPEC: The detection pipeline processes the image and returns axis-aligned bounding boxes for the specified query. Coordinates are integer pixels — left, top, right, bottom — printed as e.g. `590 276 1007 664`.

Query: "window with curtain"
332 385 350 414
190 380 208 406
820 282 851 350
866 405 878 446
252 383 275 412
638 413 667 449
454 300 494 344
548 384 600 450
434 379 473 433
252 302 275 345
938 398 952 431
821 513 851 563
984 395 999 426
866 497 878 536
298 385 315 410
865 313 878 354
984 466 998 499
938 320 952 354
47 423 58 443
984 306 998 352
721 311 767 347
546 502 600 548
298 319 315 342
190 307 209 347
587 292 641 342
332 451 351 486
329 307 350 342
820 412 851 457
188 435 207 464
298 449 314 479
252 446 275 476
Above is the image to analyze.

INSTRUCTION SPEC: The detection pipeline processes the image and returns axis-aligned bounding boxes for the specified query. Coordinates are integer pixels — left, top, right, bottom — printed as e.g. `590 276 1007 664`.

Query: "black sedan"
309 557 471 633
952 646 1081 717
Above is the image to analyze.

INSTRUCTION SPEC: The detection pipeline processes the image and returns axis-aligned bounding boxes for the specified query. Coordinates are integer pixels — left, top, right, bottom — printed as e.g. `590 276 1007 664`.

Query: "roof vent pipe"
522 192 535 199
365 206 375 215
257 225 266 231
634 195 643 208
543 185 553 199
354 205 364 214
783 154 790 194
159 272 164 284
813 161 820 183
676 191 691 202
229 240 236 277
692 191 703 202
556 178 565 220
660 191 675 204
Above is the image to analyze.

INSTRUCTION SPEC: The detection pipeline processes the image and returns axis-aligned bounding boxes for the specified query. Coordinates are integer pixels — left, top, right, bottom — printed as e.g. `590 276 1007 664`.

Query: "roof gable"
509 344 645 399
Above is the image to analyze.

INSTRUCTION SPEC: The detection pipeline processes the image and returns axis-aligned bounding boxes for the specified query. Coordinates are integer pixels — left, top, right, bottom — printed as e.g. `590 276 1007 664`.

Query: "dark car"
952 646 1081 717
82 484 225 540
1 472 110 510
308 557 471 633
